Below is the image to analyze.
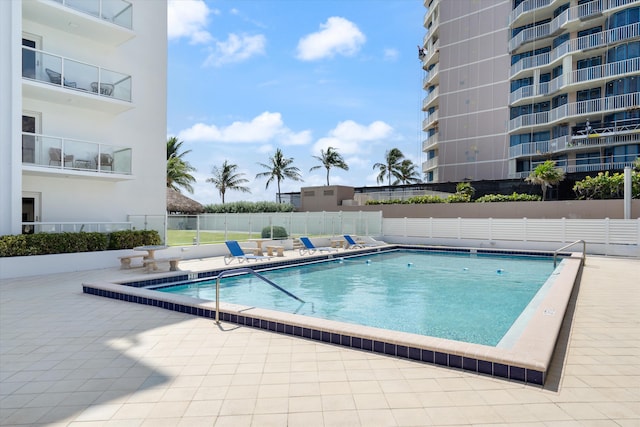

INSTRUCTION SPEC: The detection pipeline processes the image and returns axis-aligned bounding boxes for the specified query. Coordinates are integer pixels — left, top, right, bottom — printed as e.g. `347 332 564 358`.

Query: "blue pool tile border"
83 283 546 385
87 245 562 386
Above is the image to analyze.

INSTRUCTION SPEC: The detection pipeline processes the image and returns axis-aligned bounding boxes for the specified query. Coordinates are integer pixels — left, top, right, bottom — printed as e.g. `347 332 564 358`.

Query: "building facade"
0 0 167 236
421 0 640 184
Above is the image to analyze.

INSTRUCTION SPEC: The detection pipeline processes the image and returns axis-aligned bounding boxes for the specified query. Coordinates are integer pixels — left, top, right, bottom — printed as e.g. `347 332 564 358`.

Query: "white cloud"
177 112 312 146
383 48 399 61
167 0 215 44
203 33 266 67
296 17 366 61
312 120 393 156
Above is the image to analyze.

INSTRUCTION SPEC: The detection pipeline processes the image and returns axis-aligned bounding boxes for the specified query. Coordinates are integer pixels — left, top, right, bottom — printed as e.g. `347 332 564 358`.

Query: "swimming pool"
83 245 583 385
158 250 554 346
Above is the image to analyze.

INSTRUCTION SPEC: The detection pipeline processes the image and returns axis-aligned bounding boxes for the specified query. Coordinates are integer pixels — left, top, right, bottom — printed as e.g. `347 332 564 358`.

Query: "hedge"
0 229 161 257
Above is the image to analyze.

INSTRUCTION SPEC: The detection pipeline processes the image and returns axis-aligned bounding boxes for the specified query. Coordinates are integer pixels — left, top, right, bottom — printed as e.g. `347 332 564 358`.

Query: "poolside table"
134 245 168 260
248 238 270 255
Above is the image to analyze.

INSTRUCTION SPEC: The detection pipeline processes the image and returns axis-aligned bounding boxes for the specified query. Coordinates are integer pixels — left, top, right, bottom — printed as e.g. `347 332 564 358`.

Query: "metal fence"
164 211 383 246
383 217 640 246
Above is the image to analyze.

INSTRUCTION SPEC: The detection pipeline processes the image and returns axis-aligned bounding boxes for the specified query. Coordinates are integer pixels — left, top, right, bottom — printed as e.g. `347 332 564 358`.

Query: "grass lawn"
166 230 257 246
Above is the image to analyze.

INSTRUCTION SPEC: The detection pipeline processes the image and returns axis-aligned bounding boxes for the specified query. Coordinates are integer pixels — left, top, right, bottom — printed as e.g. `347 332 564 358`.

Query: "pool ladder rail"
214 267 306 323
553 240 586 268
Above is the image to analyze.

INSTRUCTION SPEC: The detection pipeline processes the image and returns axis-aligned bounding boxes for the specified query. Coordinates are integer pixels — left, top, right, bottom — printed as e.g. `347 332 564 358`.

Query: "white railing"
21 221 132 234
422 87 439 110
511 22 640 77
565 160 637 173
383 217 640 247
422 156 438 170
509 0 552 25
509 135 569 158
165 211 384 246
422 134 439 151
53 0 133 29
422 110 439 130
22 46 132 102
509 91 640 131
511 57 640 105
21 132 132 174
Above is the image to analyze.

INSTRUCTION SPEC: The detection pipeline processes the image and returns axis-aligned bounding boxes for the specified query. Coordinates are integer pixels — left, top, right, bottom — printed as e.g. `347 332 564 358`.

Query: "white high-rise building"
421 0 640 185
1 0 167 236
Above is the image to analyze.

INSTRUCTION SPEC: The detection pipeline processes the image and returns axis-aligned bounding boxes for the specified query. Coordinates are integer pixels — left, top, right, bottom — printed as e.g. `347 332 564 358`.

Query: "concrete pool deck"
1 254 638 426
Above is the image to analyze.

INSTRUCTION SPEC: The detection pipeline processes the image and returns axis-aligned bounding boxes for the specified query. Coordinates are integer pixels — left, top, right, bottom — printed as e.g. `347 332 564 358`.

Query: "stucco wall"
338 200 640 219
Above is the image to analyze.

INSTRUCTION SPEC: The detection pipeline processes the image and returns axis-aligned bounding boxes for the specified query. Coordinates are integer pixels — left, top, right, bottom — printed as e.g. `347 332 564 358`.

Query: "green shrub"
107 230 161 250
573 171 640 200
0 229 161 257
365 199 404 205
475 192 541 203
406 195 444 204
204 201 295 213
445 193 471 203
261 226 288 239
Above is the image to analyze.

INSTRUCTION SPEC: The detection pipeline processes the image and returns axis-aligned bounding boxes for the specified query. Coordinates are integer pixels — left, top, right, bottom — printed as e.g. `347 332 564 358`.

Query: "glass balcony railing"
21 132 132 175
22 46 132 102
53 0 133 30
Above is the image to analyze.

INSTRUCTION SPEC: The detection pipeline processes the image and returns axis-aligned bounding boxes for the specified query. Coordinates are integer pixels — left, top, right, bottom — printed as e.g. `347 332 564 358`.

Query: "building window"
577 27 602 38
605 144 640 163
553 33 569 49
607 7 639 30
511 77 533 93
552 94 568 108
577 56 602 69
607 41 640 62
553 3 570 18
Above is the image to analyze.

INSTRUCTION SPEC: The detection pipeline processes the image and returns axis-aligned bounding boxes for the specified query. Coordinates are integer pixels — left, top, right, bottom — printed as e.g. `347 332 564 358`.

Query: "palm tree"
166 137 196 193
525 160 565 201
166 136 191 160
373 148 405 186
395 159 422 185
206 160 251 204
256 148 303 203
309 146 349 186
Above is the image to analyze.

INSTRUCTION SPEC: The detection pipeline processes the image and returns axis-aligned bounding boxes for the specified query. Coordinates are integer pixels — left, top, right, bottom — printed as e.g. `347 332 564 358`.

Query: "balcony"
422 156 438 171
424 64 439 87
508 0 553 27
22 0 135 46
21 132 134 180
422 39 440 69
22 46 133 113
422 134 439 152
509 91 640 131
510 21 640 78
510 57 640 105
422 87 439 111
422 110 439 131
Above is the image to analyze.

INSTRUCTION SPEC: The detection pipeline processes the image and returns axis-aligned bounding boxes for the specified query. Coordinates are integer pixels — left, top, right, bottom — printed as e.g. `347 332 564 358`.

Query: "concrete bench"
118 254 146 269
266 246 285 257
143 257 182 273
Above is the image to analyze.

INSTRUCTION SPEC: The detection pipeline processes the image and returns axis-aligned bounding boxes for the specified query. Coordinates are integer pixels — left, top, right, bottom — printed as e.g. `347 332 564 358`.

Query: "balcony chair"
90 82 114 96
49 147 74 167
95 153 114 171
45 68 77 88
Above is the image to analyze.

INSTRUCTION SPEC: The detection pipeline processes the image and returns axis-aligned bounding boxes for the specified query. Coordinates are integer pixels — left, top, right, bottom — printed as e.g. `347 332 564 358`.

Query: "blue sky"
167 0 426 204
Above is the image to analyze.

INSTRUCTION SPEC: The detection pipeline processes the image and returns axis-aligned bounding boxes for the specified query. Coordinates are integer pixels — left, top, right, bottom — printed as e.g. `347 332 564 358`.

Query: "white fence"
383 217 640 256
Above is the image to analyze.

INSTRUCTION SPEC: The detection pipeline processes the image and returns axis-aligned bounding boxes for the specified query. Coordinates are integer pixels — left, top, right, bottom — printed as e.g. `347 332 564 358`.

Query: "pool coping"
82 245 584 385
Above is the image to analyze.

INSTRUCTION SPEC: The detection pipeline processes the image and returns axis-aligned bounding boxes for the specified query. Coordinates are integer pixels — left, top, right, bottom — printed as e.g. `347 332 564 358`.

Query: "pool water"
159 250 555 346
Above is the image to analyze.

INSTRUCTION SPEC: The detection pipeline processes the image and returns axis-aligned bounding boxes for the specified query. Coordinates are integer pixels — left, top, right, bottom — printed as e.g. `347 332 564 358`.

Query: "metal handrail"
553 240 586 267
215 267 305 323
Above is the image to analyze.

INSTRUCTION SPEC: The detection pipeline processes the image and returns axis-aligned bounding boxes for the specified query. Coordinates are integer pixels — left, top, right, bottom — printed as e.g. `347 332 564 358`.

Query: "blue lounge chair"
299 237 337 255
224 240 272 265
343 234 379 249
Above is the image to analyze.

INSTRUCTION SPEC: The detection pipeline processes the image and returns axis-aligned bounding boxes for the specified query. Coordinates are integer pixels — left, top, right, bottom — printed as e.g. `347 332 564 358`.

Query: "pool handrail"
215 267 305 323
553 240 586 267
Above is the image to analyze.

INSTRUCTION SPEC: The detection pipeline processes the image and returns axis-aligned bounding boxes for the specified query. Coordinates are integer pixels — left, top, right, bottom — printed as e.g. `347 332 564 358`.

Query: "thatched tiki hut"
166 188 205 214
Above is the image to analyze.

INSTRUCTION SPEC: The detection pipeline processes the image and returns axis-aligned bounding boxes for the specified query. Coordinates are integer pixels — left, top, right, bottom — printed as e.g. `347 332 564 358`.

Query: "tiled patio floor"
0 255 638 426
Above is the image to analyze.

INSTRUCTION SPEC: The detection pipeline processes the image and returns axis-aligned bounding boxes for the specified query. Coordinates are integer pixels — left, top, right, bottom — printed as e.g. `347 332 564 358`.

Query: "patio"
0 255 638 426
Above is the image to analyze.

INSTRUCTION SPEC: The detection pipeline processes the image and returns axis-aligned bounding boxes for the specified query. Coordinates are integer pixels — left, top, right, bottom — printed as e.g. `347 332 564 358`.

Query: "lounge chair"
343 234 379 249
224 240 272 265
299 237 338 255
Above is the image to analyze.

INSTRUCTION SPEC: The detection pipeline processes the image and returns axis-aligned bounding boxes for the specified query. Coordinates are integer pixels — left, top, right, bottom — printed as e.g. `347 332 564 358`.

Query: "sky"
167 0 427 205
